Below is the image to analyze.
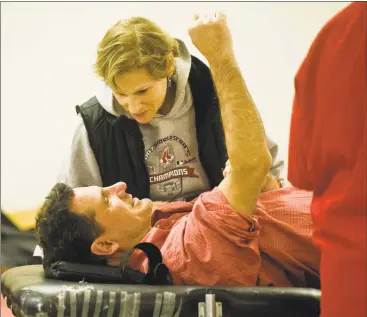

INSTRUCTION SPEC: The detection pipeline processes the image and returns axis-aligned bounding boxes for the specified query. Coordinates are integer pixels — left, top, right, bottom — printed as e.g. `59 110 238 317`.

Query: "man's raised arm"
189 13 272 216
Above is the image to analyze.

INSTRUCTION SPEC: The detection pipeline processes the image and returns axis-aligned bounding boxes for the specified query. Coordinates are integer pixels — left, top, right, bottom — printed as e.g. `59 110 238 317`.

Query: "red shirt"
129 187 319 287
288 3 366 317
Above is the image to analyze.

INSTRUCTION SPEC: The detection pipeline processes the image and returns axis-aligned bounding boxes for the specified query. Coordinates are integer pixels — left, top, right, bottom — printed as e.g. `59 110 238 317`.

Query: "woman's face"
113 68 168 124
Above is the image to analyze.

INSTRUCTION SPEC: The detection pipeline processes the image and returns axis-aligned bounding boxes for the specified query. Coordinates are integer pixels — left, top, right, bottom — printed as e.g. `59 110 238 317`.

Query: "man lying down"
36 13 320 287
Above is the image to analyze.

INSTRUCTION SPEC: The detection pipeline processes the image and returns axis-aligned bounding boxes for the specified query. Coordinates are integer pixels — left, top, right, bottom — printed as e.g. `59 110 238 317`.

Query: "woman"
57 16 284 201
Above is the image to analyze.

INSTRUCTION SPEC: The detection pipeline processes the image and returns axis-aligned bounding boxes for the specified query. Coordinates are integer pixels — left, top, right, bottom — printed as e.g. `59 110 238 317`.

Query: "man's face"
113 68 168 124
70 182 153 251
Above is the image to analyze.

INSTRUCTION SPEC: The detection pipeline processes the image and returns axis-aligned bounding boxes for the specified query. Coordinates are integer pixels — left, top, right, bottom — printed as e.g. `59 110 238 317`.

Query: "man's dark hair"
35 183 107 267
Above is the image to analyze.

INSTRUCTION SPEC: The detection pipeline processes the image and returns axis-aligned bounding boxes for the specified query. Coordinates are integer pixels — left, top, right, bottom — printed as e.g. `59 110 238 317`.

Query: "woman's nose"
128 97 145 114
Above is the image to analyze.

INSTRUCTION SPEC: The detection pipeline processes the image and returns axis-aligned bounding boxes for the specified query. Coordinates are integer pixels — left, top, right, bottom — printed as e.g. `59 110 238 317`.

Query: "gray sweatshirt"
57 40 284 200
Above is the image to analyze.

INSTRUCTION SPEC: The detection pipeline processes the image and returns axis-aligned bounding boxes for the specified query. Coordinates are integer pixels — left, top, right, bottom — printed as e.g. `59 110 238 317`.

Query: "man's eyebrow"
98 189 112 214
99 188 108 205
100 188 105 199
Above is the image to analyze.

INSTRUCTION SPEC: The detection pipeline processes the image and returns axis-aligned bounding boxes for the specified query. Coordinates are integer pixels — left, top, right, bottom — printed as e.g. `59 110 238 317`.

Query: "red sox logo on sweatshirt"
160 147 175 168
145 135 199 195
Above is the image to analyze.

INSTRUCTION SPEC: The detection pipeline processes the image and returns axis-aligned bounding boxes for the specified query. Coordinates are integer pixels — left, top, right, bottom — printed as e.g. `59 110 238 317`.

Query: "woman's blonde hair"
94 17 180 91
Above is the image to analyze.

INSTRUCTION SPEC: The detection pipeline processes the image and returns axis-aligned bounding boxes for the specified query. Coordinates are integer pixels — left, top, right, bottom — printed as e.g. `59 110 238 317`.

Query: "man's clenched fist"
188 12 234 64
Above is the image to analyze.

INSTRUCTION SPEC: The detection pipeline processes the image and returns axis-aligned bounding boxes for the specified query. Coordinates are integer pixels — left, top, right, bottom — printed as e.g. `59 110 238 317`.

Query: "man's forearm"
189 13 272 215
208 55 272 171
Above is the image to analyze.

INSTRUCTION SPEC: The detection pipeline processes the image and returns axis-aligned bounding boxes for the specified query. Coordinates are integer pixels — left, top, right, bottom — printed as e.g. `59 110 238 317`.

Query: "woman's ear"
167 54 175 77
91 237 120 256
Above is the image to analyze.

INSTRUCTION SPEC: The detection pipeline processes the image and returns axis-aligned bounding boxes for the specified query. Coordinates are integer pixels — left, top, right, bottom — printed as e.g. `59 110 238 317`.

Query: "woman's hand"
261 173 282 192
222 159 232 178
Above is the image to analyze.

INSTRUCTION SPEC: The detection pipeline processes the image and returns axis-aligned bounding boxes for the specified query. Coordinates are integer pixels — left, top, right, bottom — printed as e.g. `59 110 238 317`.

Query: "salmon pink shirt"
129 187 319 287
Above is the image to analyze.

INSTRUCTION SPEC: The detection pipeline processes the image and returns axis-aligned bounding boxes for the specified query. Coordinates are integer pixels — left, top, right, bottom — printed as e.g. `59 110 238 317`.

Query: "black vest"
76 56 228 199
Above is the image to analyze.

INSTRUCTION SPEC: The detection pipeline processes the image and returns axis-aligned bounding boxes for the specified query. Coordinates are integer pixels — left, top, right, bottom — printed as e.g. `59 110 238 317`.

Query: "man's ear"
91 237 120 256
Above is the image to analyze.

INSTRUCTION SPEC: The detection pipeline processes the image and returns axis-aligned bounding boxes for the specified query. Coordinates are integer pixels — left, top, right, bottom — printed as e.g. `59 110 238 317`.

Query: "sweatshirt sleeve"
56 115 103 188
266 135 284 181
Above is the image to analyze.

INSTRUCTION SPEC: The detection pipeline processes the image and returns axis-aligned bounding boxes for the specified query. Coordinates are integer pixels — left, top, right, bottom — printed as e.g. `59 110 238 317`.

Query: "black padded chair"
1 211 38 267
1 265 321 317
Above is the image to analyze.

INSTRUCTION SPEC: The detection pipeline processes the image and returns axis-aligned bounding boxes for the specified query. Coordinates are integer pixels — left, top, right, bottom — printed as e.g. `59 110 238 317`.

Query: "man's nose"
103 182 127 198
